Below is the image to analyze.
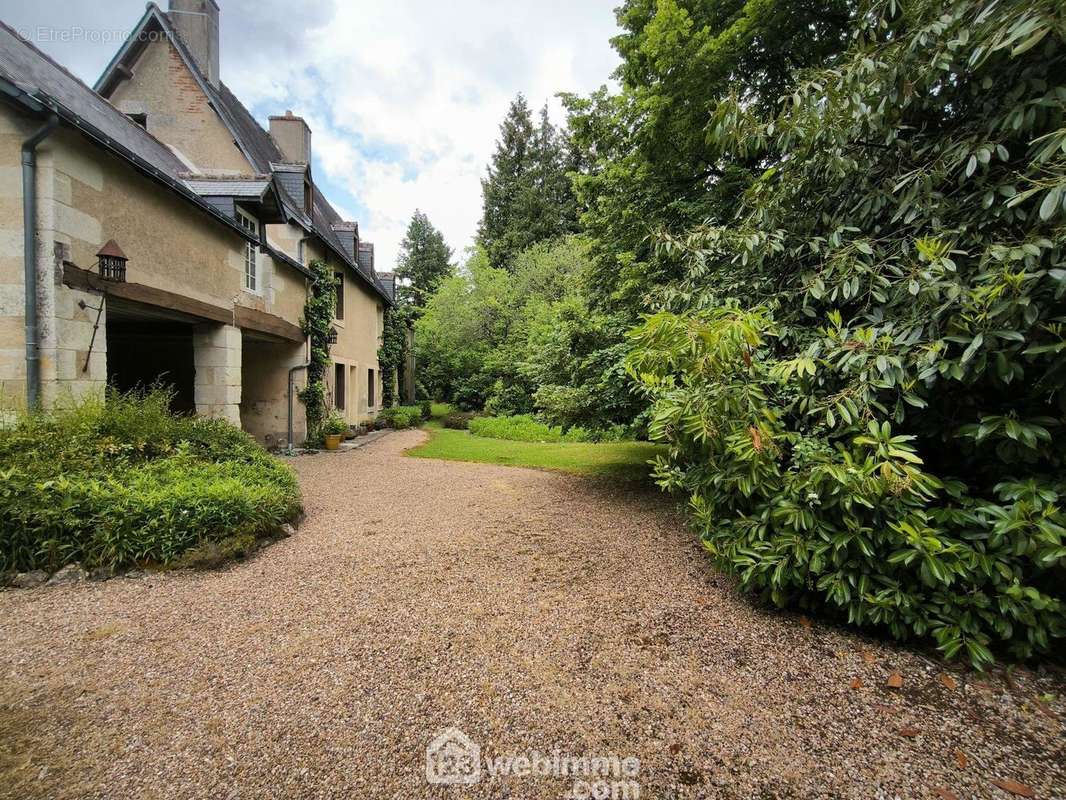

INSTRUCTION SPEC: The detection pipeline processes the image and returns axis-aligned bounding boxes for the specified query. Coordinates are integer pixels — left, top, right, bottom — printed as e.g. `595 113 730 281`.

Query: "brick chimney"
269 111 312 165
168 0 220 88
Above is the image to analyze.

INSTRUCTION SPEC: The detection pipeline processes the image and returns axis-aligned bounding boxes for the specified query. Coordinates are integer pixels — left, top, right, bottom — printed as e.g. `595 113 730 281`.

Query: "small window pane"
245 243 256 290
237 208 258 292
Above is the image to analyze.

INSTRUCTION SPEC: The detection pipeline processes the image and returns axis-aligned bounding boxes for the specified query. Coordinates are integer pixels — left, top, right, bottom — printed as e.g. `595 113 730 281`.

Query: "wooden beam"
62 263 304 342
63 263 232 324
233 306 304 343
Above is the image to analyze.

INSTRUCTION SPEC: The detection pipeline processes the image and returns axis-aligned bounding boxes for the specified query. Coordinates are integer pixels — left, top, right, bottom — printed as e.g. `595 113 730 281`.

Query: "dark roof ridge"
0 19 186 160
180 172 271 180
88 4 392 303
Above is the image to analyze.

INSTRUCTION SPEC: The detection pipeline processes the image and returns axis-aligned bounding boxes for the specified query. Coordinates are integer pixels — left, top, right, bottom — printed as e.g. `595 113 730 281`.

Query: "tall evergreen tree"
564 0 853 312
478 95 577 269
395 210 453 309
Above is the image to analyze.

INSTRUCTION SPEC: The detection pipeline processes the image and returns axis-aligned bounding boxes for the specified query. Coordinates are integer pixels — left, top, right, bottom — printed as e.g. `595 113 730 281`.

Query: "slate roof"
196 71 391 300
184 178 272 198
0 20 261 248
0 23 188 180
375 271 397 302
92 3 391 304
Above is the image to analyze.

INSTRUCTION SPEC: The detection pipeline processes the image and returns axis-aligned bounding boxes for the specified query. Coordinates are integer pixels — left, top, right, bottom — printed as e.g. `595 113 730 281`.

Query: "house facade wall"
107 38 248 174
322 249 383 426
0 106 309 444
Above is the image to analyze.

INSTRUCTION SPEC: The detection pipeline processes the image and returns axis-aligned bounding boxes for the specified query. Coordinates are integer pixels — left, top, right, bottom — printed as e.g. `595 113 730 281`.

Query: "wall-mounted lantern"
97 240 128 282
326 327 339 345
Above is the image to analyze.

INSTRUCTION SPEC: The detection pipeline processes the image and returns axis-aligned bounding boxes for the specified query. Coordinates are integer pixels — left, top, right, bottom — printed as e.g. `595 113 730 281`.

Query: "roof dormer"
331 221 359 263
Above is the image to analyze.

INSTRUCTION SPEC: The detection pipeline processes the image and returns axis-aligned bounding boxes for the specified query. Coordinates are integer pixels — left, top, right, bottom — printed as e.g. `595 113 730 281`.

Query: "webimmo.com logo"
425 727 640 797
425 727 481 785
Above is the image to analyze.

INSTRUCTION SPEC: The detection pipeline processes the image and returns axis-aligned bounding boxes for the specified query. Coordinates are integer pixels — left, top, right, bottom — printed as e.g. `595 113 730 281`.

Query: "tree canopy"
628 0 1066 666
564 0 853 313
395 209 453 308
478 95 579 270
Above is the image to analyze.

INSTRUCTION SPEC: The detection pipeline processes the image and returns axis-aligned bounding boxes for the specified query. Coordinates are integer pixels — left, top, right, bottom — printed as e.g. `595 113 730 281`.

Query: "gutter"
21 112 58 409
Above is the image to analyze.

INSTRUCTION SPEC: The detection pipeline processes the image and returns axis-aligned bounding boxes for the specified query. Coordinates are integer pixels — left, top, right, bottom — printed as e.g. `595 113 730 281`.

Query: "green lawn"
407 406 664 480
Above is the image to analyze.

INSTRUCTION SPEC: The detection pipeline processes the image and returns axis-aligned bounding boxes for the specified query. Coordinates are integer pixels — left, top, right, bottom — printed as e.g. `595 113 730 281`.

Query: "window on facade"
236 207 258 292
367 368 376 409
334 363 345 410
334 272 344 320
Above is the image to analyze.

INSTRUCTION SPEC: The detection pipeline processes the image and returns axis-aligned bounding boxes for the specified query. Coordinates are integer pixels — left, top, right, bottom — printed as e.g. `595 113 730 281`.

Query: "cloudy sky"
0 0 622 269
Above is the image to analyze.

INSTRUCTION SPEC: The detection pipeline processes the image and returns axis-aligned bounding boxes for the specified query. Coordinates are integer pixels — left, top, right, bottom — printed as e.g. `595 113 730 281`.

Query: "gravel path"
1 429 1063 799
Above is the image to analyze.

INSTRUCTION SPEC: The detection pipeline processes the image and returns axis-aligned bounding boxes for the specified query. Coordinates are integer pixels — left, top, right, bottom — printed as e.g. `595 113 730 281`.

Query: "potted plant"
322 413 347 450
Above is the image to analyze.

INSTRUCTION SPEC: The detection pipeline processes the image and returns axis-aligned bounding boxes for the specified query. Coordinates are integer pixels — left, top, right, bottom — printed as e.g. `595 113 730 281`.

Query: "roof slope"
210 79 386 294
0 23 188 179
93 4 390 303
0 20 273 252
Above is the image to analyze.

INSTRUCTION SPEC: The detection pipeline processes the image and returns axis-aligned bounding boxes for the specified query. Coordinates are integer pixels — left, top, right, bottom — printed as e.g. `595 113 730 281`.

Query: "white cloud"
222 0 621 270
5 0 622 270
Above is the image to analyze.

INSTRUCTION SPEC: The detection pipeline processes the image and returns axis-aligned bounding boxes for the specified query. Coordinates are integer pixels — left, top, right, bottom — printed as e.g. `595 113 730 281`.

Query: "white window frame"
236 207 259 293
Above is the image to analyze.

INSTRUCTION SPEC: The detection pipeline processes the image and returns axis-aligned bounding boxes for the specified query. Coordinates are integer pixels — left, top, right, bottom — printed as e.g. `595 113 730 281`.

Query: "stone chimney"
168 0 220 88
269 111 312 164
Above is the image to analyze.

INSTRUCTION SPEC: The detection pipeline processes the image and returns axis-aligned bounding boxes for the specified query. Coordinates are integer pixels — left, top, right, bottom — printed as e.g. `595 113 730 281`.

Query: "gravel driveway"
1 429 1063 799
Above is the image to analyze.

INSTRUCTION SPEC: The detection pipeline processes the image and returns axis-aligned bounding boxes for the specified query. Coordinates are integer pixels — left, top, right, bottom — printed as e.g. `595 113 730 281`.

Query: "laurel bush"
627 0 1066 667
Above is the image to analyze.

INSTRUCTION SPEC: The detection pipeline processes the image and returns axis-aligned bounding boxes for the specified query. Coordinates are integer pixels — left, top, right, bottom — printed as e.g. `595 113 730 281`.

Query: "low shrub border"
378 404 428 430
0 390 302 574
467 414 631 443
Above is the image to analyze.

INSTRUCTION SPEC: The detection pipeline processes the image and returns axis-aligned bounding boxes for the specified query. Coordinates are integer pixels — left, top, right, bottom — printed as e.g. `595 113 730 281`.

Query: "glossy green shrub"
0 390 301 572
627 0 1066 667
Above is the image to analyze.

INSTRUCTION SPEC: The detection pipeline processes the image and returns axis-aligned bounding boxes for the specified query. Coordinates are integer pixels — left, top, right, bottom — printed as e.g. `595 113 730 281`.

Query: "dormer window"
304 176 313 215
236 207 259 292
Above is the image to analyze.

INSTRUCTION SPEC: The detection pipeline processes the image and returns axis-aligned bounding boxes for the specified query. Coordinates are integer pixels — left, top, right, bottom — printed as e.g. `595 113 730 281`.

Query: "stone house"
0 1 396 446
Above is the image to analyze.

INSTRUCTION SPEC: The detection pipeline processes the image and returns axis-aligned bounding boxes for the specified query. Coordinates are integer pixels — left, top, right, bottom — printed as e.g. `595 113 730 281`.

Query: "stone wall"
241 335 308 447
107 37 249 174
192 323 241 424
0 106 310 440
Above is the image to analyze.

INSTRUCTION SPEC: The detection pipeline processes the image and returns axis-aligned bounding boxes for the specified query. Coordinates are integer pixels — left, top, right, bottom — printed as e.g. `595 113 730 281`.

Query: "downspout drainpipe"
22 113 59 409
287 362 309 450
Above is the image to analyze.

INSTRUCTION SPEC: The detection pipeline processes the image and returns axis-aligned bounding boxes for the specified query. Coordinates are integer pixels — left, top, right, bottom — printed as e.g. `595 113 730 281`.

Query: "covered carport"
64 261 307 438
105 297 198 413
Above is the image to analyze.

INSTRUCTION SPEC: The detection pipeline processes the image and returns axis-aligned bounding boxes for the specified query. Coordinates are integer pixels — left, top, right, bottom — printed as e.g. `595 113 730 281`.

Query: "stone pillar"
193 323 241 425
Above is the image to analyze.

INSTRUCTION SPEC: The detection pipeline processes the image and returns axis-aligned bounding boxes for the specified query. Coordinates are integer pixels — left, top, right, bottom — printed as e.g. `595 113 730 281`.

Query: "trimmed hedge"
377 404 427 430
